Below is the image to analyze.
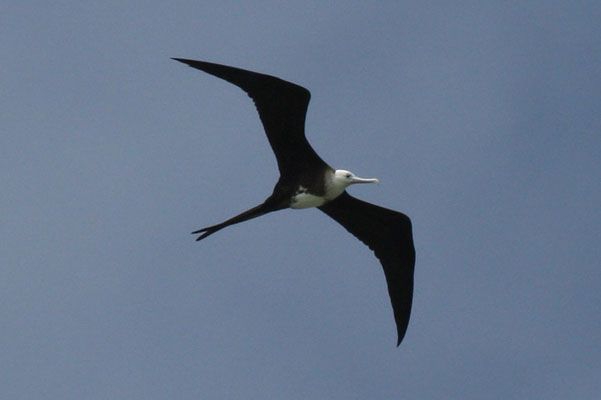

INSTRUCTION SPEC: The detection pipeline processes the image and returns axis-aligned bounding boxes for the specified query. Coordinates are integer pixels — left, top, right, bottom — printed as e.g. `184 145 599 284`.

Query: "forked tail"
192 199 287 241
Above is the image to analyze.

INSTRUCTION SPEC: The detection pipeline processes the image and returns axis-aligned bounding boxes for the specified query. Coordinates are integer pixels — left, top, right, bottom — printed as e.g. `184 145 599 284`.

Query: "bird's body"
290 185 328 208
173 58 415 346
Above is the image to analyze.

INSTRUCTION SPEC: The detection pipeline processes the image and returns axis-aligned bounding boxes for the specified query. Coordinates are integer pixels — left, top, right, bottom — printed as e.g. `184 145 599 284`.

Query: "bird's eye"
346 173 352 178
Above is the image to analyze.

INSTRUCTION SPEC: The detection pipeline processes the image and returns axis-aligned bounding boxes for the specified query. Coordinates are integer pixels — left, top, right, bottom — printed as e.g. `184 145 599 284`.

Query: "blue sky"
2 1 600 398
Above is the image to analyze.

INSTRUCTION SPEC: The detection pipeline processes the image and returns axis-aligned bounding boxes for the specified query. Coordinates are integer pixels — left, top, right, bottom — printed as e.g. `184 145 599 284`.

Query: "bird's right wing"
172 58 329 177
319 192 415 346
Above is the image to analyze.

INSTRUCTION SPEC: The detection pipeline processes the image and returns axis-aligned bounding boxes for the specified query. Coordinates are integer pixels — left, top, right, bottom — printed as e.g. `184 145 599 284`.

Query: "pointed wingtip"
172 57 199 67
396 329 409 347
396 328 408 347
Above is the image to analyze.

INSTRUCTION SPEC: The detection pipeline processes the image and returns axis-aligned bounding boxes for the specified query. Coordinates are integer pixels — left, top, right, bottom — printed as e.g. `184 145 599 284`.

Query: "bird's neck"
323 170 348 200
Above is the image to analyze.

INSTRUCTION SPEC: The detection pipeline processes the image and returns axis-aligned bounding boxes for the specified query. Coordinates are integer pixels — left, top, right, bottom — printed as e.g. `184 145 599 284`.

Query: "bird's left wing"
319 192 415 346
172 58 329 177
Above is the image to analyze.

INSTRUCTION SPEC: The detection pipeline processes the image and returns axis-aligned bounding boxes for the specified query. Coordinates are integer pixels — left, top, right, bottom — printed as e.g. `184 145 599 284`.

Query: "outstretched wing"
319 192 415 346
172 58 329 177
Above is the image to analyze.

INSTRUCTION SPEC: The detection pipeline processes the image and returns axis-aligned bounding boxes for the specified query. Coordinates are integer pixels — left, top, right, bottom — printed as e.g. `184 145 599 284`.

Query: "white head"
326 169 379 199
334 169 379 185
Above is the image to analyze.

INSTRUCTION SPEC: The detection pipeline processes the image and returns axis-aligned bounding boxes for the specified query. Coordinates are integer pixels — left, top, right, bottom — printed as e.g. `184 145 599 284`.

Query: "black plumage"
173 58 415 346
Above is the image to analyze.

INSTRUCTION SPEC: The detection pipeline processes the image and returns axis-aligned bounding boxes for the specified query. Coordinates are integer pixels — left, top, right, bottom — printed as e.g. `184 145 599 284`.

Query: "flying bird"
173 58 415 346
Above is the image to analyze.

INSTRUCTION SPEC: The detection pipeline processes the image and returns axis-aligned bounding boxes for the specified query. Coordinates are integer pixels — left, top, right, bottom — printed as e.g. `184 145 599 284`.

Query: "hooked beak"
351 176 379 184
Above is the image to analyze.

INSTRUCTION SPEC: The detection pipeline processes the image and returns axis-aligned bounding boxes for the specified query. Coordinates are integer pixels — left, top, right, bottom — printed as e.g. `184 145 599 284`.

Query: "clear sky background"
2 1 600 399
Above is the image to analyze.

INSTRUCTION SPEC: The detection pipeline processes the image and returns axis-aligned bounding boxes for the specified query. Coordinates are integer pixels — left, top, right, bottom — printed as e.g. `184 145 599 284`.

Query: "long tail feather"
192 199 286 241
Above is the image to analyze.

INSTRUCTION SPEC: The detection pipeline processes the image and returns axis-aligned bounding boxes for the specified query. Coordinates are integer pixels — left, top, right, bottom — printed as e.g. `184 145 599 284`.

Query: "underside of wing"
319 192 415 346
172 58 329 177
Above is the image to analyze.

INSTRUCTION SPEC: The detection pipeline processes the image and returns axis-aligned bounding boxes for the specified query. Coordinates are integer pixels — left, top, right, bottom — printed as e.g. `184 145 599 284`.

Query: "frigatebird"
173 58 415 346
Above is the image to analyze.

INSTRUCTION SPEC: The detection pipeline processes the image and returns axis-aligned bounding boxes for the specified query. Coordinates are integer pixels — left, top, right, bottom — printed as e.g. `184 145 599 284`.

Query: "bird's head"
333 169 379 188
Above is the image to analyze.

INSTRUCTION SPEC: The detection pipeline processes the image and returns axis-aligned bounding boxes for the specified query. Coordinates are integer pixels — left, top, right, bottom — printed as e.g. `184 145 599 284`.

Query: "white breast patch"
290 186 327 209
